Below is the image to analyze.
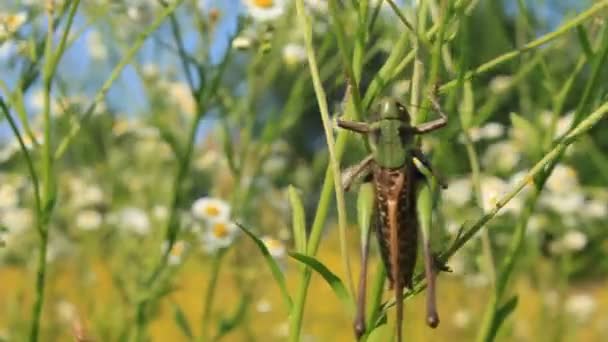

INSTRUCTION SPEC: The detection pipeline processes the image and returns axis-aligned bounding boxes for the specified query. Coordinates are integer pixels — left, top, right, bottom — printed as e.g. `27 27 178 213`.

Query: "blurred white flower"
232 36 253 50
152 205 168 221
112 119 159 138
1 208 33 234
482 141 520 172
256 298 272 313
86 30 107 60
541 192 585 214
262 155 288 176
1 130 44 162
555 111 574 138
452 309 471 329
527 214 548 235
274 321 289 338
447 250 465 275
116 207 150 235
192 197 230 222
460 122 504 143
546 164 579 194
56 300 77 322
29 88 59 114
565 294 596 322
75 210 103 231
142 63 160 80
479 122 505 139
305 0 328 13
282 43 307 66
0 183 18 209
480 176 519 214
443 178 472 206
75 185 105 208
0 12 27 39
583 199 607 219
201 220 238 253
167 81 196 117
489 75 512 94
162 240 187 265
244 0 286 22
561 230 587 252
261 236 286 259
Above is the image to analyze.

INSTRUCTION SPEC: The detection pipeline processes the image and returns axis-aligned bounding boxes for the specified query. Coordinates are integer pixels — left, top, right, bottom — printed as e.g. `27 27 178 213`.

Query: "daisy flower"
192 197 231 222
261 235 286 259
0 12 27 40
201 220 238 253
244 0 286 22
162 240 187 265
282 43 307 66
75 210 103 231
115 207 151 235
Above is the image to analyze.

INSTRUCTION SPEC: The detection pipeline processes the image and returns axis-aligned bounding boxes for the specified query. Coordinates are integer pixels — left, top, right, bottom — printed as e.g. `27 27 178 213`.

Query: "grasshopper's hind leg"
342 157 375 339
354 216 373 339
422 234 440 328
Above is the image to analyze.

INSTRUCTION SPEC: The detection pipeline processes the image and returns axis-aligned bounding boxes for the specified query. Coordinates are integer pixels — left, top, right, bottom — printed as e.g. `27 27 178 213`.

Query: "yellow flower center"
205 205 220 217
213 223 229 238
171 242 185 257
264 238 282 250
253 0 274 8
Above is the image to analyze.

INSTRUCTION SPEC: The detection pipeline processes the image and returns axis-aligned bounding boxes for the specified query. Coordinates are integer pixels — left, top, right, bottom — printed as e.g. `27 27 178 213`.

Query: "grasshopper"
338 91 448 342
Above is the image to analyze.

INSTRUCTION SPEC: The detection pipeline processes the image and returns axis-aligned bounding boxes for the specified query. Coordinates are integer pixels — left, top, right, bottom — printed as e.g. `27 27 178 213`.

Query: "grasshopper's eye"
396 102 408 115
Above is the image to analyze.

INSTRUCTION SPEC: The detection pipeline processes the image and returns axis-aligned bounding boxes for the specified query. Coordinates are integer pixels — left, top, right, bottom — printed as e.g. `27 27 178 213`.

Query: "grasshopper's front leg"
413 92 448 134
412 149 448 189
341 155 374 192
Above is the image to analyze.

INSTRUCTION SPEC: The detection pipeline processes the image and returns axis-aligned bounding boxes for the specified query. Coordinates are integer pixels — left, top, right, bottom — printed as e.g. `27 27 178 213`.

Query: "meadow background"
1 0 607 341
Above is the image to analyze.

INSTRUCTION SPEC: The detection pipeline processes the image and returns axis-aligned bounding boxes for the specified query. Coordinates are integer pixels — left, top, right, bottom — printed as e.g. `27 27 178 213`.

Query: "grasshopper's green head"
368 98 414 169
375 98 412 122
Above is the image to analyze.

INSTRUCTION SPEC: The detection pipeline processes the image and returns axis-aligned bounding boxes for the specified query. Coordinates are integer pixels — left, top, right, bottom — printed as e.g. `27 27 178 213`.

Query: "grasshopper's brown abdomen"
373 164 418 291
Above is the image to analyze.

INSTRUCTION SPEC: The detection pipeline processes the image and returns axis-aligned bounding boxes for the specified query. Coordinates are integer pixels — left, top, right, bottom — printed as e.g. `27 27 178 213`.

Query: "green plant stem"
54 0 185 160
463 134 497 284
439 0 608 94
27 2 80 340
200 251 225 342
299 0 354 312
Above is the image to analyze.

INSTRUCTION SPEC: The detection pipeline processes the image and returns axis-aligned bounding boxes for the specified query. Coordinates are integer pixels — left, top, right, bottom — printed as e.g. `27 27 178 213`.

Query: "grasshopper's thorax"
369 98 415 169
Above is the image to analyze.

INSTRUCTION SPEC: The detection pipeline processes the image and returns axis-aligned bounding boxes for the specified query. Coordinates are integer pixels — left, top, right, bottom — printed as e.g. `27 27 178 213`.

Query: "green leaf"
288 186 307 254
171 302 193 339
357 183 374 250
459 80 474 129
216 294 250 339
220 120 238 175
289 252 355 314
235 222 292 311
489 295 518 341
576 25 594 60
